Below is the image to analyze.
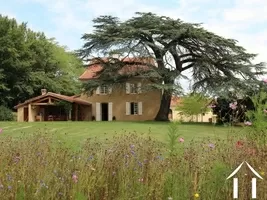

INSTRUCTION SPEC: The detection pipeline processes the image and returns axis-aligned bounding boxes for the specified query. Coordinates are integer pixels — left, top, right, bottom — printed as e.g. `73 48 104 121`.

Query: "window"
126 102 142 115
130 83 138 94
130 102 138 115
126 82 141 94
100 85 108 94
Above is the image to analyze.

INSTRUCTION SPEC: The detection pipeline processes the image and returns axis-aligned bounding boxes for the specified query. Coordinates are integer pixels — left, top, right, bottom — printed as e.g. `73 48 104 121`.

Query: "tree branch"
169 47 182 72
181 58 197 64
182 62 195 71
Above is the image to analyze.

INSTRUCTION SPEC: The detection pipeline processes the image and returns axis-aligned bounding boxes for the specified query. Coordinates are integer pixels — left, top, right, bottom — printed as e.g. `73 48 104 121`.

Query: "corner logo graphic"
227 161 263 199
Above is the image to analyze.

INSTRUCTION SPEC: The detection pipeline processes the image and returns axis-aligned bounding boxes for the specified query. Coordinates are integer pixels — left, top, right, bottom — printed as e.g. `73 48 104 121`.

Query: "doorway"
24 107 28 121
101 103 108 121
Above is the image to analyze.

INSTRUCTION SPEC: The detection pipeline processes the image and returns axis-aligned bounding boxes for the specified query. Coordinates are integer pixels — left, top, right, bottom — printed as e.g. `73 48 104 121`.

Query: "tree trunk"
155 82 173 121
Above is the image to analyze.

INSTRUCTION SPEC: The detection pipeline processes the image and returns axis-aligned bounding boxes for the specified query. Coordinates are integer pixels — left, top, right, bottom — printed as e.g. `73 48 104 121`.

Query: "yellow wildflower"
194 193 199 198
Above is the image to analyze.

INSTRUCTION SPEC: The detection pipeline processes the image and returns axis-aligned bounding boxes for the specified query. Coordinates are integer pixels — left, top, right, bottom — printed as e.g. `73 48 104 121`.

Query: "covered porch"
15 90 92 122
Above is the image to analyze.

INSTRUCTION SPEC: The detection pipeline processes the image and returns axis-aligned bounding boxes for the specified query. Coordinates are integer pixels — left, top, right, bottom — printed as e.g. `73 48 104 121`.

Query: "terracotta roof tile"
14 92 91 109
170 96 182 107
79 57 155 80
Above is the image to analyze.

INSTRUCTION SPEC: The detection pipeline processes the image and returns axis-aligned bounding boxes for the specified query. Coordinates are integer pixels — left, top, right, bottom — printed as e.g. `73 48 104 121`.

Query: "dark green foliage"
0 105 14 121
78 12 265 120
0 15 83 109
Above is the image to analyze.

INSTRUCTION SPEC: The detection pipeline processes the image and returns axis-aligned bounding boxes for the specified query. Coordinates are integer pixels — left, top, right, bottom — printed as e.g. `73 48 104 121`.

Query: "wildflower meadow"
1 89 267 199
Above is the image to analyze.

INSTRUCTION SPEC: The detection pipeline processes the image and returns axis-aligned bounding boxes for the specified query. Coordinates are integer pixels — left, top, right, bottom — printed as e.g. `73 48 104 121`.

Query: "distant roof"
170 96 182 107
14 92 91 109
79 57 155 80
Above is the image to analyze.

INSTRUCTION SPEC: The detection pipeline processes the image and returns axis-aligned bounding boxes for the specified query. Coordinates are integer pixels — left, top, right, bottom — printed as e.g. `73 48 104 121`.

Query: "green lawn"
0 121 242 148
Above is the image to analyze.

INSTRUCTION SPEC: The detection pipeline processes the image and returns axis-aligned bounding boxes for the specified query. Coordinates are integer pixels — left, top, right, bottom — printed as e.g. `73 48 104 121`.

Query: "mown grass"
0 121 237 150
1 121 264 199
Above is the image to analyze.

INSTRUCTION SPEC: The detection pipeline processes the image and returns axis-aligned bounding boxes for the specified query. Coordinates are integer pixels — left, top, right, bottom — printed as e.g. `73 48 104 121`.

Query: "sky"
1 0 267 90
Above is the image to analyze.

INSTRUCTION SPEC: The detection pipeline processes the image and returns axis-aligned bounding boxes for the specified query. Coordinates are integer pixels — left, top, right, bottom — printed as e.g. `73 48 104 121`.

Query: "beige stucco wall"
28 104 40 122
17 107 24 122
171 107 213 123
80 78 162 121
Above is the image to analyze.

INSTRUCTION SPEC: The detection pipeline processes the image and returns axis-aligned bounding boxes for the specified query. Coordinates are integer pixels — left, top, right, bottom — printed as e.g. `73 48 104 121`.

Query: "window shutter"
96 87 100 95
108 102 113 121
126 83 130 94
126 102 130 115
138 102 143 115
96 103 101 121
137 82 142 93
108 86 112 94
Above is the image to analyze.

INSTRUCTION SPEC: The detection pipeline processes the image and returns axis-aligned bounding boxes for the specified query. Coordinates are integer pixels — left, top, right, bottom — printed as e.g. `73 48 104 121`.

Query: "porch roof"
14 92 91 109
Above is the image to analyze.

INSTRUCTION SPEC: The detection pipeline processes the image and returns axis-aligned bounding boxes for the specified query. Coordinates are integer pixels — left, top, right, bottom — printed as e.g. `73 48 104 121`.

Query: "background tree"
212 95 254 124
0 15 83 109
78 12 265 121
176 93 210 121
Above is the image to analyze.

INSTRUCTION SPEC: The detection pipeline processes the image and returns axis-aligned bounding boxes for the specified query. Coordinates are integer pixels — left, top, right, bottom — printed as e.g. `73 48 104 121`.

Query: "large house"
15 57 162 122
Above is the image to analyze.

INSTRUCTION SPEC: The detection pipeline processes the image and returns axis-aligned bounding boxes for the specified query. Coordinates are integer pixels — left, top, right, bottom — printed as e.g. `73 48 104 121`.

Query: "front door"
101 103 108 121
96 102 113 121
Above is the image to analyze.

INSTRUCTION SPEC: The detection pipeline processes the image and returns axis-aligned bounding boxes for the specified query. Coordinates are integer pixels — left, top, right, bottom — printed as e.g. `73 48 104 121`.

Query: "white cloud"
223 5 267 23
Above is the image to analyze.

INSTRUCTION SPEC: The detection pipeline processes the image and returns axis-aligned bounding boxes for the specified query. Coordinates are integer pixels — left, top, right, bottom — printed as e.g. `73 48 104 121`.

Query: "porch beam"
32 103 55 105
35 97 50 103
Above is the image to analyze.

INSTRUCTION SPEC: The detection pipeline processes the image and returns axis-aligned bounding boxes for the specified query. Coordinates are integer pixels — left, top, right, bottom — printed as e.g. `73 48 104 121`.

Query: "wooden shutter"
96 103 101 121
108 102 113 121
137 82 142 93
96 87 100 95
126 83 130 94
108 86 112 94
138 102 143 115
126 102 130 115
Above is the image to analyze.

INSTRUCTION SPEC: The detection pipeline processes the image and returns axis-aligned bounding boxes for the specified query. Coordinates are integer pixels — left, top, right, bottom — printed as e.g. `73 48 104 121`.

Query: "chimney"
41 89 47 95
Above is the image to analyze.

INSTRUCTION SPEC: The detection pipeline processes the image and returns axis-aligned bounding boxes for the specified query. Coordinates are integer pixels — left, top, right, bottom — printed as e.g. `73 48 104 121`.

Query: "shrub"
0 105 14 121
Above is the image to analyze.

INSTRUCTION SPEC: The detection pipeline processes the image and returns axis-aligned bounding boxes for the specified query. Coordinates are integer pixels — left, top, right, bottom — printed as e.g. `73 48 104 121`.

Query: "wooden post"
75 104 78 121
28 104 34 122
68 110 72 121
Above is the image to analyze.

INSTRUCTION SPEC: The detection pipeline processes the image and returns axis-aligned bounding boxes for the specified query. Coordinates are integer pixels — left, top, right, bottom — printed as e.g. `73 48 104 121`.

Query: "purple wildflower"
87 156 94 161
208 143 215 149
130 150 135 155
0 128 2 133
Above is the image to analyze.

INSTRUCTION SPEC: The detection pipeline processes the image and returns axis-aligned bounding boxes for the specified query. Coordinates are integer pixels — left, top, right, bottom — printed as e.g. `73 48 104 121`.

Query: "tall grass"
1 124 267 199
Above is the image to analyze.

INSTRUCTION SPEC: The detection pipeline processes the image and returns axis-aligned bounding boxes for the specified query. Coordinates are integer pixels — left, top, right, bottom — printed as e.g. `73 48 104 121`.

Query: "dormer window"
96 85 112 95
130 83 138 94
126 82 141 94
100 85 108 94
